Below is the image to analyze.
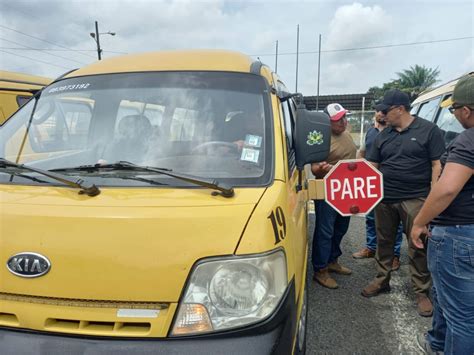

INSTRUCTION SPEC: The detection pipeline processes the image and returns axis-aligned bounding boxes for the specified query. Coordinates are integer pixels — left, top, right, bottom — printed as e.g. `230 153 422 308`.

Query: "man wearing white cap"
311 103 357 289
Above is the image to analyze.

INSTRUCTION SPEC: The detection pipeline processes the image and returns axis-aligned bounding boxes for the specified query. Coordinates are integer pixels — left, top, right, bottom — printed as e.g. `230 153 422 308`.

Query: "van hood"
0 185 265 302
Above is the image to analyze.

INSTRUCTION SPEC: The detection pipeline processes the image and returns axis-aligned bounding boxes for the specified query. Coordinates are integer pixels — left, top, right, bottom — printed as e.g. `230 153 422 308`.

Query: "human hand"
315 161 333 172
410 224 430 249
311 161 333 178
234 140 245 150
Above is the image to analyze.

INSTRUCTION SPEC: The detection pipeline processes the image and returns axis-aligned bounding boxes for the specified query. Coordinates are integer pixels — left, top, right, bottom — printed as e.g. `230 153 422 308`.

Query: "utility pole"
90 21 115 61
94 21 101 60
295 24 299 92
316 34 322 111
275 40 279 73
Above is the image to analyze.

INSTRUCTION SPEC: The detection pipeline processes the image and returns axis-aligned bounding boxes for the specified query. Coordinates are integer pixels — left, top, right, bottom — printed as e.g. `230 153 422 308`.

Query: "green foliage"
368 65 440 103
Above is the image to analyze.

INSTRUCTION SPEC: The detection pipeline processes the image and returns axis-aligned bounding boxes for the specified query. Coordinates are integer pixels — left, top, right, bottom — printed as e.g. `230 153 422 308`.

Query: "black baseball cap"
374 89 410 112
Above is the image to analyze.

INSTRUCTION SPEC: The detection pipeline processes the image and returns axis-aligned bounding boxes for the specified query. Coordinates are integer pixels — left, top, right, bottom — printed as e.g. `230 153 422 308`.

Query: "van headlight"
171 250 287 336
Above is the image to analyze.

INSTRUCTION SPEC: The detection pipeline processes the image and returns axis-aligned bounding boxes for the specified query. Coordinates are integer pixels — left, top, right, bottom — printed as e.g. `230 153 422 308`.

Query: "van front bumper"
0 280 296 355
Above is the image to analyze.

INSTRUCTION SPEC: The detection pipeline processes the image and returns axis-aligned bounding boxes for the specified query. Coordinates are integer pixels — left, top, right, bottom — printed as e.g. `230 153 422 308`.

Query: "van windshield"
0 72 273 187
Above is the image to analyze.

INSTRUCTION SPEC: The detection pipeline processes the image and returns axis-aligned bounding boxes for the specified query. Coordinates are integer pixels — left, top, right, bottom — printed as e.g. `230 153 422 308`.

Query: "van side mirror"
294 109 331 169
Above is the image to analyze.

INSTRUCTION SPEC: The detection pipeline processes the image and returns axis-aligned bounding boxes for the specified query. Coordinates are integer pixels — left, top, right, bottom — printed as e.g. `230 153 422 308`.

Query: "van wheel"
295 284 308 355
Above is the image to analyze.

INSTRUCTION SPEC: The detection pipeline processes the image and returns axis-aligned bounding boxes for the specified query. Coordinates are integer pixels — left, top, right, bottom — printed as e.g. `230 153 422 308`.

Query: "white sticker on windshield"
245 134 262 148
48 83 90 94
241 148 260 163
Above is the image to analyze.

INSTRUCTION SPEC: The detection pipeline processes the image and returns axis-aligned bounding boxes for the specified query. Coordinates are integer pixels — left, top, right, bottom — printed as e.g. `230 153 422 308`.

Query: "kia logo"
6 252 51 278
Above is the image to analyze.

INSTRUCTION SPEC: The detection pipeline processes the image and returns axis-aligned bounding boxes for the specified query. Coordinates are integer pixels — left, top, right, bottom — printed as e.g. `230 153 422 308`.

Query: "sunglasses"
448 104 469 114
381 106 398 115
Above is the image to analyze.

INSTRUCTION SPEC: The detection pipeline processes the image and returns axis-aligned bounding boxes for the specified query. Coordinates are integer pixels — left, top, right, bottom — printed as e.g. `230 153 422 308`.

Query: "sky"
0 0 472 96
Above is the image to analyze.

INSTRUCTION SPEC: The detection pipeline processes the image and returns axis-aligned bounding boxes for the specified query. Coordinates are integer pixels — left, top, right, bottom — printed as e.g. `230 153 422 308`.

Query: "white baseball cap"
325 103 348 121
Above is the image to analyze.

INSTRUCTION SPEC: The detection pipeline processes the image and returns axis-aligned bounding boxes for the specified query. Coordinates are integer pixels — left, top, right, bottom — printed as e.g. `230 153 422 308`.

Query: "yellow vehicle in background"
410 72 471 146
0 50 330 354
0 70 51 124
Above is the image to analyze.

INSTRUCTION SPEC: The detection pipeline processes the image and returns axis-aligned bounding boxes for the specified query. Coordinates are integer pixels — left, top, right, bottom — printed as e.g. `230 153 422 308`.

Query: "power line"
249 36 474 57
0 37 88 65
0 47 95 52
0 24 97 59
0 46 127 54
0 49 72 70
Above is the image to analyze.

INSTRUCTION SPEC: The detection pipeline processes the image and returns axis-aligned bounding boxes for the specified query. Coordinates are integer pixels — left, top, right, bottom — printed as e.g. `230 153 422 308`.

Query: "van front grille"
0 292 168 310
45 318 151 335
0 312 19 326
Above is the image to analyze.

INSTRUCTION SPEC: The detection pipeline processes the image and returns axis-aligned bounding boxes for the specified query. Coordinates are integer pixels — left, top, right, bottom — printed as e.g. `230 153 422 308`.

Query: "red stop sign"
324 159 383 216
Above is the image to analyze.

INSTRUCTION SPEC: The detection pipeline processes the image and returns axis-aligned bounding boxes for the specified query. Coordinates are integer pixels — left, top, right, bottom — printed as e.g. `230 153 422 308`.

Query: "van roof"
412 72 472 105
65 50 265 78
0 70 52 88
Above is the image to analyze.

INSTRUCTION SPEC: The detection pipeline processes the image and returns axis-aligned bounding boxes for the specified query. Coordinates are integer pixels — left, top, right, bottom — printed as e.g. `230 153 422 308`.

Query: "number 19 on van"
268 207 286 244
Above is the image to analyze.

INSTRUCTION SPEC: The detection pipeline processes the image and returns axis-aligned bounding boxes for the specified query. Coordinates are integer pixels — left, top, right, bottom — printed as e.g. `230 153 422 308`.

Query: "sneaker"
328 261 352 275
416 333 443 354
313 268 338 289
416 294 433 317
392 256 400 271
352 247 375 259
361 280 391 297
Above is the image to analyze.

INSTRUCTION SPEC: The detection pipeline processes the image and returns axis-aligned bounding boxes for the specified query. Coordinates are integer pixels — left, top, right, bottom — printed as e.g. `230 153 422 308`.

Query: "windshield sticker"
306 130 324 146
241 148 260 163
245 134 262 148
48 83 90 94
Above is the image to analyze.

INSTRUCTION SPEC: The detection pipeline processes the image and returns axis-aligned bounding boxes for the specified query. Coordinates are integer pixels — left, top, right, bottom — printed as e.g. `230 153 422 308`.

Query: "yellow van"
0 70 52 124
411 72 471 145
0 50 330 354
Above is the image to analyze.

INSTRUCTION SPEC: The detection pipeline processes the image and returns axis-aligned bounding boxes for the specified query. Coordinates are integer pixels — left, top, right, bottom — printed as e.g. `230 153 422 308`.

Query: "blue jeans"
312 200 351 272
366 210 403 256
427 224 474 354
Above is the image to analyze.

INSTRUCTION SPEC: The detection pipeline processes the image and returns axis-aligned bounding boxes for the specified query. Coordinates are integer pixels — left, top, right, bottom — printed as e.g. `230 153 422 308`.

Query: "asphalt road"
306 214 431 354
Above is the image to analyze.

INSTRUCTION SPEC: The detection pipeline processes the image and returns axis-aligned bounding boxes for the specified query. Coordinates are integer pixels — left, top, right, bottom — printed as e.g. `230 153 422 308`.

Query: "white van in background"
411 73 471 146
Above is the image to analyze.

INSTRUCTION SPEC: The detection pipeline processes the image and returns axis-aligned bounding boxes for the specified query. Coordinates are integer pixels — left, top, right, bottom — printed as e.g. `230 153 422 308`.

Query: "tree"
367 65 440 103
395 65 440 100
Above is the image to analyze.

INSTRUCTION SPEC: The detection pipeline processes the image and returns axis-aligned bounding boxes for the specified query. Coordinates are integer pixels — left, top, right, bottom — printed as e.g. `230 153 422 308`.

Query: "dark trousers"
366 210 403 256
374 198 431 294
312 200 351 272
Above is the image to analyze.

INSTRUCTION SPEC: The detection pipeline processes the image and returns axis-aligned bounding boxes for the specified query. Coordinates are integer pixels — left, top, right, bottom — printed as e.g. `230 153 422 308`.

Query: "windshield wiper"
5 172 51 184
0 158 100 197
52 161 234 198
51 161 172 173
119 161 234 198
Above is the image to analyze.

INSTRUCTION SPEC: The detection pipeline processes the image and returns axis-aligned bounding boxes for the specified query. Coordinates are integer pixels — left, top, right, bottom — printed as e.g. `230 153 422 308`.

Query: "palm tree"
395 65 440 100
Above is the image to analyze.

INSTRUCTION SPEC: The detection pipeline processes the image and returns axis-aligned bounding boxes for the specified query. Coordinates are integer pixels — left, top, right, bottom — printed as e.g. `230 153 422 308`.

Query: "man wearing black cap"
353 108 403 270
361 89 445 317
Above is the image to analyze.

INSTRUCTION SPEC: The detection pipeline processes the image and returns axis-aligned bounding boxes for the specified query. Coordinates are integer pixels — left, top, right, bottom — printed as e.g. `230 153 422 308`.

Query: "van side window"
436 102 464 146
28 97 93 152
16 95 32 107
280 99 296 174
417 96 441 121
410 104 420 115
